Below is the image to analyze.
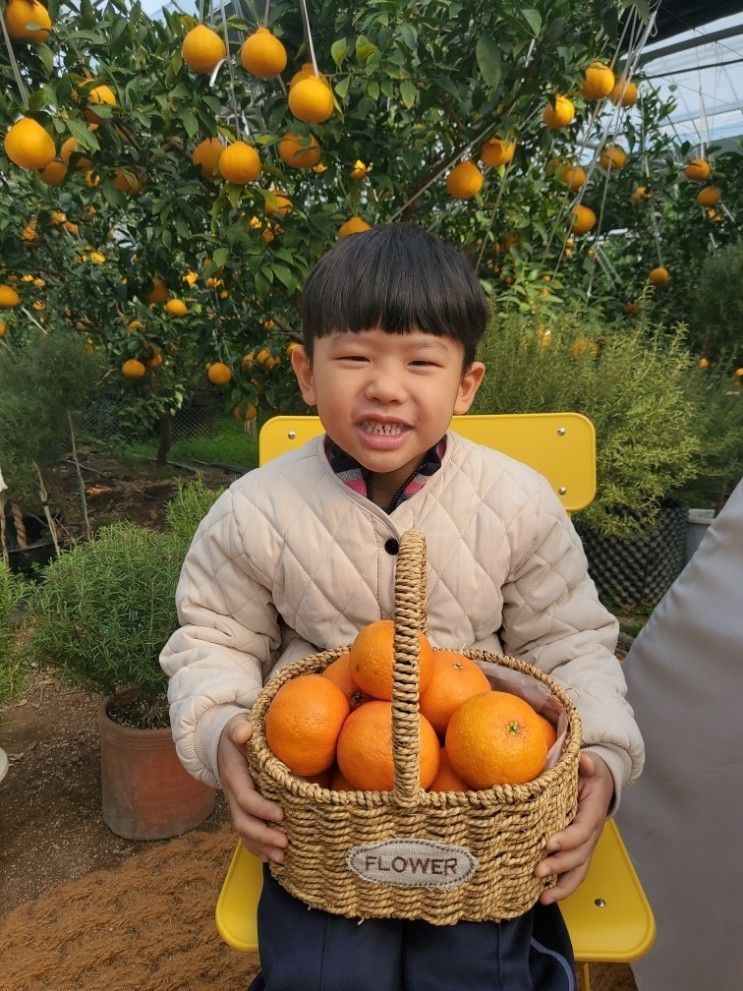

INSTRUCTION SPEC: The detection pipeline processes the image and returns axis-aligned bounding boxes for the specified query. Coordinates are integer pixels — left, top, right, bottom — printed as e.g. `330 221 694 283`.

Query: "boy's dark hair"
299 223 489 367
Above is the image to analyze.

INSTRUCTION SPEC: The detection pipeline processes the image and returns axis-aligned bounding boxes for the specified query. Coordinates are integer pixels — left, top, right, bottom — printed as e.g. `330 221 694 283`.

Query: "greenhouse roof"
640 7 743 145
654 1 743 41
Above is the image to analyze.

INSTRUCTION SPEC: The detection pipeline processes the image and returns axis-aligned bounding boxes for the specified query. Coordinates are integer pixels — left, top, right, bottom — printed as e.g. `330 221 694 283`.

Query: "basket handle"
391 529 427 807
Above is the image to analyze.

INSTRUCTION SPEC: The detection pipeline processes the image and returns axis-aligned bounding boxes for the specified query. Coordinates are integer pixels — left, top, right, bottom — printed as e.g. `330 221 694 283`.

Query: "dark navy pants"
248 866 575 991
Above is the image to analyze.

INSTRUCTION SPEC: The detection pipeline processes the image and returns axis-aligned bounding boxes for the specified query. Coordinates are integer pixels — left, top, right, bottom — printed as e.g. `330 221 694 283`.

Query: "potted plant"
17 479 224 839
472 300 715 609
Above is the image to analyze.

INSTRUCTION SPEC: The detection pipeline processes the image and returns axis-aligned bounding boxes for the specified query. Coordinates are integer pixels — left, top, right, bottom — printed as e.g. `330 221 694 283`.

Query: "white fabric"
160 431 644 793
617 478 743 991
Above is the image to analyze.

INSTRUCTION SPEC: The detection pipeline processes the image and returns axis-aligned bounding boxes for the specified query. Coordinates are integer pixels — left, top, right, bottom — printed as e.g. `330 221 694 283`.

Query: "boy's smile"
292 328 485 507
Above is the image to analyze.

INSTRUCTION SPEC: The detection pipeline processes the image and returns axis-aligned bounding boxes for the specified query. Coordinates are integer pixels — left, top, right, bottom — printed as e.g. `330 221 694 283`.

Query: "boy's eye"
410 360 438 367
338 354 369 362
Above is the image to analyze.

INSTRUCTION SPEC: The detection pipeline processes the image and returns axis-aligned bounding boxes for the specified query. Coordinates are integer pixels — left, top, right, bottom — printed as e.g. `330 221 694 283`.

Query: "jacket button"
384 538 399 555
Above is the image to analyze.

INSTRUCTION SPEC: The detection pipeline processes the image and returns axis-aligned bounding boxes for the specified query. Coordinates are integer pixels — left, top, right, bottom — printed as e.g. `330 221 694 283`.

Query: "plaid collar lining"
324 436 446 513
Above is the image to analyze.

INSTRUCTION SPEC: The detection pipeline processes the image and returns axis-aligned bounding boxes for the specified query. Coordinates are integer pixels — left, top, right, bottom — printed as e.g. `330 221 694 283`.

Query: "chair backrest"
259 412 596 513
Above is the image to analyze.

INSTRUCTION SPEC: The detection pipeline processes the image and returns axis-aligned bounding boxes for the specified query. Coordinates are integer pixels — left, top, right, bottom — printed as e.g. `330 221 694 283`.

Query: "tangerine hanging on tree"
649 266 670 285
288 75 334 123
3 0 51 43
599 143 627 171
338 216 371 238
191 137 224 179
479 137 516 167
609 77 638 105
685 158 712 182
240 27 287 79
570 204 596 235
182 24 226 74
218 141 261 183
278 131 321 168
4 117 56 170
446 159 484 199
543 95 575 128
581 60 615 100
697 186 721 207
560 165 587 190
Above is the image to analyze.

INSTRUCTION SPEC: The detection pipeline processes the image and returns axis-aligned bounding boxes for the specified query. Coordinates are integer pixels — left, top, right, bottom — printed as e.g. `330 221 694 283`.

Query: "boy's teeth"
362 421 405 435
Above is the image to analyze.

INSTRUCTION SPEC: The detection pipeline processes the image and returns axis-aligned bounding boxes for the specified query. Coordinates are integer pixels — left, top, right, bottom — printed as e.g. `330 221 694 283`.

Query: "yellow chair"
215 413 656 990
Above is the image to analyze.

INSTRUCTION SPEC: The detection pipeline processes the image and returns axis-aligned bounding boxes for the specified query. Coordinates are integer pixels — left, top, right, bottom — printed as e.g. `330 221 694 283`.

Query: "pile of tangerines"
264 620 557 793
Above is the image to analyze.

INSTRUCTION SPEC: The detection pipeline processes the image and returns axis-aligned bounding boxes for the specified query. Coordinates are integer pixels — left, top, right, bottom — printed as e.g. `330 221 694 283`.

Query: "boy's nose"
364 370 406 403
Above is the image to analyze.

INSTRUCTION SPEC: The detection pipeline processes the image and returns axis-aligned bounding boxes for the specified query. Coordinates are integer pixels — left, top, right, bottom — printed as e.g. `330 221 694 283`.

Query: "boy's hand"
535 751 614 904
217 713 287 864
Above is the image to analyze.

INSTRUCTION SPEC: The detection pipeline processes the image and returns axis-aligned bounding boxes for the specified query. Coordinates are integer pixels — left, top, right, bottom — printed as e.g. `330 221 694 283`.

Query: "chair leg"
580 962 591 991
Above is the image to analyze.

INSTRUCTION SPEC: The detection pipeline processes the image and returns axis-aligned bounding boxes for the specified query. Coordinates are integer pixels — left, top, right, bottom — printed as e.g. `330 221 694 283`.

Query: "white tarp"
617 478 743 991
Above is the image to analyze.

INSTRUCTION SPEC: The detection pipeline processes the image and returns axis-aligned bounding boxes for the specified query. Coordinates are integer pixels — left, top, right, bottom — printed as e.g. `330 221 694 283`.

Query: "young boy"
160 223 644 990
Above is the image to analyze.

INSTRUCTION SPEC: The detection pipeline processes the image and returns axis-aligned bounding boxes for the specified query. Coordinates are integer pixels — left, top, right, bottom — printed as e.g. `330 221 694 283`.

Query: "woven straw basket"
247 530 582 925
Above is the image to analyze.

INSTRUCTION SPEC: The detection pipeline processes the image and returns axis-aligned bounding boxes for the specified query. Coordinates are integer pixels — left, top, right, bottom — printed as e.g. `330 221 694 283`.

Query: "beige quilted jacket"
160 432 644 802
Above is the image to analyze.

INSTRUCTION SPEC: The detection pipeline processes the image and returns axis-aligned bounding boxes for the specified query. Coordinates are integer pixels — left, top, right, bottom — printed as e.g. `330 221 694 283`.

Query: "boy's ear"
453 361 486 415
290 345 317 406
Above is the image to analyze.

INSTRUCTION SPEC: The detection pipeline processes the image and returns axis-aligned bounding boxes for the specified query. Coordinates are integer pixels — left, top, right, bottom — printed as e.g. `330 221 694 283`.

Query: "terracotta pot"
98 695 216 841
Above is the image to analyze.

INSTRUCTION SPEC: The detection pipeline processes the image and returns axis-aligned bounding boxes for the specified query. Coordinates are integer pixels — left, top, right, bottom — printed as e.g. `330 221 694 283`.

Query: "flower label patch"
347 839 478 889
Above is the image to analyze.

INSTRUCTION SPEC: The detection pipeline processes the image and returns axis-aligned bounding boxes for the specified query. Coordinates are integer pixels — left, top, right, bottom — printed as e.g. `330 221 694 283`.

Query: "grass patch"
120 416 259 471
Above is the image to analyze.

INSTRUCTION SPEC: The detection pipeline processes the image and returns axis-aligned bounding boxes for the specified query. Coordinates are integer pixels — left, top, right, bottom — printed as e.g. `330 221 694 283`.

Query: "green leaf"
334 76 351 100
355 35 378 63
36 43 55 74
521 9 543 37
27 84 56 111
271 264 294 290
213 247 229 269
475 36 502 90
380 76 393 98
366 80 380 101
180 109 198 139
226 184 241 209
399 24 417 51
400 79 417 109
66 118 100 152
331 38 348 68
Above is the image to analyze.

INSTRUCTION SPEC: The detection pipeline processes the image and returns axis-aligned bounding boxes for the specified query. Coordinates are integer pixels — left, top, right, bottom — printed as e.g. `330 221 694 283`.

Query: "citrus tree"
7 0 735 463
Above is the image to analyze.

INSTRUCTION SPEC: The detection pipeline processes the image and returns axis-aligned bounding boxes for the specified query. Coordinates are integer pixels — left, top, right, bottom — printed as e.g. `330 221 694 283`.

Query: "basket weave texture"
247 530 582 924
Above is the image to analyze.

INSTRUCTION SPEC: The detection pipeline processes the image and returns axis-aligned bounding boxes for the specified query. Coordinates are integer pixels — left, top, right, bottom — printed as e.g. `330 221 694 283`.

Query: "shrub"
690 240 743 364
0 329 103 504
22 523 182 724
0 563 29 707
165 476 226 547
673 364 743 509
473 304 706 536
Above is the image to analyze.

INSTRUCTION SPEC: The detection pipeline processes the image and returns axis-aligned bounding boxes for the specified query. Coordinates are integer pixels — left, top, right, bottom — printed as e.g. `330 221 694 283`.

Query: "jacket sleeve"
500 479 645 810
160 488 279 789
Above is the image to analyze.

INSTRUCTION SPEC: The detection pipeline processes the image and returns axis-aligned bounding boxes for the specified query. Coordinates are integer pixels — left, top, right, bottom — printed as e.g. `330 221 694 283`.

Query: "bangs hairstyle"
299 223 489 367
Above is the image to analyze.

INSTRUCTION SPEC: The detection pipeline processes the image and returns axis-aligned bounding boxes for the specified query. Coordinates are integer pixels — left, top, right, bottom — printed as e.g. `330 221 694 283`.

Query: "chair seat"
215 820 655 962
561 819 655 963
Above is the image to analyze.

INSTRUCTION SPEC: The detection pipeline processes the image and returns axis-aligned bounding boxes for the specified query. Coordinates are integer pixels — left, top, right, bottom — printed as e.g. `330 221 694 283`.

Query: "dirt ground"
0 665 233 915
46 444 241 542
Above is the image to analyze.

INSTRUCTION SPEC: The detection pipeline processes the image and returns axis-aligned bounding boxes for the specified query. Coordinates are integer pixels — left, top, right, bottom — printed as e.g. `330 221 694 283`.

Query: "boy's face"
291 328 485 499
